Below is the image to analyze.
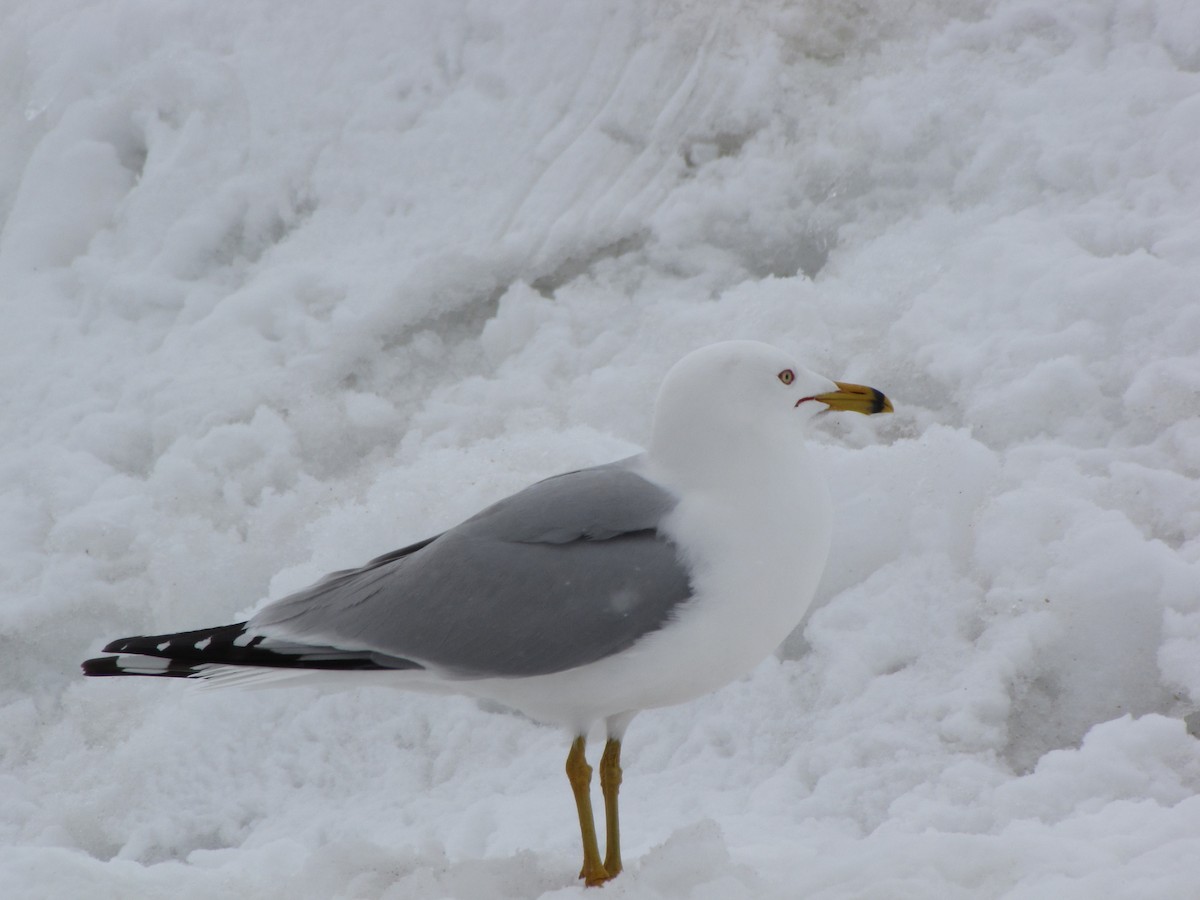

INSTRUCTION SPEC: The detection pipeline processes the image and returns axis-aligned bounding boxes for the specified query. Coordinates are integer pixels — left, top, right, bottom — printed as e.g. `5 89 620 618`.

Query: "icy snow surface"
3 1 1200 897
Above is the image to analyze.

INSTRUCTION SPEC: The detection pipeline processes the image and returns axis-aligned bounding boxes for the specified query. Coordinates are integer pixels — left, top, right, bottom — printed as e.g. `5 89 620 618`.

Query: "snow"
3 0 1199 897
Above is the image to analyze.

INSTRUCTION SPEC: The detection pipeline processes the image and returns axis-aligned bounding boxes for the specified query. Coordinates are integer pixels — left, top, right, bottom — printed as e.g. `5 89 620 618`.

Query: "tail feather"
82 621 423 679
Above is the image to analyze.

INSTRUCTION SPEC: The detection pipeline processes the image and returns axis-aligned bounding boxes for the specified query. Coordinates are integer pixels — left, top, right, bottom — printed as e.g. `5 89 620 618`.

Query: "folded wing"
83 461 694 681
252 461 693 677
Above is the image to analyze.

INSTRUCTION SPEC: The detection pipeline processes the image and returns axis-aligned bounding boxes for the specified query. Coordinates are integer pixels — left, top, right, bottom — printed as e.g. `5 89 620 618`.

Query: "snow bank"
3 0 1199 897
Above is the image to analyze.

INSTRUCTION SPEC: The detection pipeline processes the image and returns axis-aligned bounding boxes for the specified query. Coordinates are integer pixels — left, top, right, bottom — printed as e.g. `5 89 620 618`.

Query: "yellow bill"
811 381 894 415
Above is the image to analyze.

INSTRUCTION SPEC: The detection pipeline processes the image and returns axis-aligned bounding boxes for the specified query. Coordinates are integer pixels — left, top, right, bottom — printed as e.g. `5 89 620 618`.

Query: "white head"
648 341 891 486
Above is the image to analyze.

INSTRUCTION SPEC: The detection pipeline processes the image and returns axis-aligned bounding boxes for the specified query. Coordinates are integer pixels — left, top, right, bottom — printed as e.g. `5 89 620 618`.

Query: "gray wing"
250 460 694 677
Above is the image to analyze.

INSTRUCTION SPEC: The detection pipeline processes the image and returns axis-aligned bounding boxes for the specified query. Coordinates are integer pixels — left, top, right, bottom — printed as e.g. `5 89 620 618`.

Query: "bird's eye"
778 369 795 385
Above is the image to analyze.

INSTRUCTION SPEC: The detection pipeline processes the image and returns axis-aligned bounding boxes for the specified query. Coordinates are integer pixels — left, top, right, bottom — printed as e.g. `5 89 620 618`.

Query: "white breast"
465 445 832 732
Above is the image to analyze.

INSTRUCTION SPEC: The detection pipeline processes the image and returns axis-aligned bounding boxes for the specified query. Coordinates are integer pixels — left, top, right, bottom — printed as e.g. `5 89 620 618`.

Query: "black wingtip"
97 623 253 658
82 622 422 677
81 656 123 677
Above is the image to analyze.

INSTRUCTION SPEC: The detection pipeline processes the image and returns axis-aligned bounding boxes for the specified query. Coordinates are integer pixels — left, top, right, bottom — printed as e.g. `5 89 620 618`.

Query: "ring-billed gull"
82 340 892 886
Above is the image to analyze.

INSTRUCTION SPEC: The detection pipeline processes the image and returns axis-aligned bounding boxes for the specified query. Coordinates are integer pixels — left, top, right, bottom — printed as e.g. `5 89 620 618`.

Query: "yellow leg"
599 738 623 877
566 736 611 886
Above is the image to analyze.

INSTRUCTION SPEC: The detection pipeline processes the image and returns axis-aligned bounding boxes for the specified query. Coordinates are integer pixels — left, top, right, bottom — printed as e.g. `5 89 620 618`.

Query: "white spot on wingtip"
156 641 170 651
119 655 171 671
195 637 212 651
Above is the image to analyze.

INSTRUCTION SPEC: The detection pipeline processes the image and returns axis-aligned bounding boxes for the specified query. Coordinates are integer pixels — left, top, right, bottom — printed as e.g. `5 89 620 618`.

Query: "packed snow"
3 1 1200 897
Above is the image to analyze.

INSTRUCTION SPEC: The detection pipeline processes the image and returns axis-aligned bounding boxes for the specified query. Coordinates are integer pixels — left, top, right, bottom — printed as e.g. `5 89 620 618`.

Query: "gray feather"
250 460 693 677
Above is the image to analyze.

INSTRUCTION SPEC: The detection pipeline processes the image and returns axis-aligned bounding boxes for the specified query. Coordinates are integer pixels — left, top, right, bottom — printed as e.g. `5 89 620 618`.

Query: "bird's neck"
647 419 808 496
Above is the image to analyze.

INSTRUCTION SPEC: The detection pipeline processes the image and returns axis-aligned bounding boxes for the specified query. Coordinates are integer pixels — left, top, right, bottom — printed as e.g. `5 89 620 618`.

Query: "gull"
82 340 892 886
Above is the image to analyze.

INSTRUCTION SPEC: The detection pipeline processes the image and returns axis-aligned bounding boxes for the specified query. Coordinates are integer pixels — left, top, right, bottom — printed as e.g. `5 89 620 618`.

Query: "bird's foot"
578 861 614 887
